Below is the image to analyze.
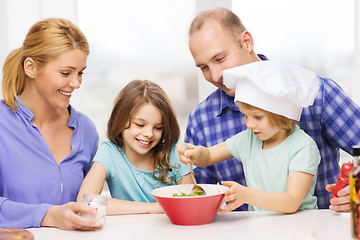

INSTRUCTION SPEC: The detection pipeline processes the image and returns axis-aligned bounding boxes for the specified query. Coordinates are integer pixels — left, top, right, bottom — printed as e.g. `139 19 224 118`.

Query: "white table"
28 210 351 240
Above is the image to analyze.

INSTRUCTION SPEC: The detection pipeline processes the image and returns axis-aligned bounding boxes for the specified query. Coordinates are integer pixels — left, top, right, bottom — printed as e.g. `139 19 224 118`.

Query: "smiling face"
189 21 256 97
24 48 87 110
122 102 164 161
238 103 287 148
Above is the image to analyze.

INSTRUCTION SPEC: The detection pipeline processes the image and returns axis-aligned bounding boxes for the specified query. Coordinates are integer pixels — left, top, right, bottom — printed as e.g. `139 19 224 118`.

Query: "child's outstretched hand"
177 142 226 168
176 142 199 165
220 181 246 213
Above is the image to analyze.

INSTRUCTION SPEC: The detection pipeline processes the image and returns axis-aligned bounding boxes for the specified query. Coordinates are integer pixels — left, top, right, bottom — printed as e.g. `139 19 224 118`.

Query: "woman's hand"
326 184 350 212
41 202 102 230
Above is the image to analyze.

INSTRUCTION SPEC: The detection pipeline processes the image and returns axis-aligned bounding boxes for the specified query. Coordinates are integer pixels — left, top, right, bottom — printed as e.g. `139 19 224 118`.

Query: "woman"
0 18 100 230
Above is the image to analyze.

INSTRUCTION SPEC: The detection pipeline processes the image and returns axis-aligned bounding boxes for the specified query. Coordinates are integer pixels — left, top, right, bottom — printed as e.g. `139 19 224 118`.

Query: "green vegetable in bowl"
173 189 205 197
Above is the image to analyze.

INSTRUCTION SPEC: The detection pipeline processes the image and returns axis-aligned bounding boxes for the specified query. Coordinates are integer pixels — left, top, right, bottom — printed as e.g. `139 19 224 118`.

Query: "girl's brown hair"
2 18 89 111
107 80 180 184
237 102 296 136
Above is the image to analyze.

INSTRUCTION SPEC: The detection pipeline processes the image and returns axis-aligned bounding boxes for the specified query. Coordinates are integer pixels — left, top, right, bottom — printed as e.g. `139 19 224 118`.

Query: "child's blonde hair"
237 102 296 136
107 80 180 184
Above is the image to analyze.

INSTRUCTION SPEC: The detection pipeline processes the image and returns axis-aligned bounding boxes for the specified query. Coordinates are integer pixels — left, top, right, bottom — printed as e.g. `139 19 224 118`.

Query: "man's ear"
241 30 254 52
23 57 37 78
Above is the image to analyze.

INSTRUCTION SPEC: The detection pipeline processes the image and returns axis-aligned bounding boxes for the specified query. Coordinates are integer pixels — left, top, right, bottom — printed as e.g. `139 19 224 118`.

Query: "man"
184 7 359 211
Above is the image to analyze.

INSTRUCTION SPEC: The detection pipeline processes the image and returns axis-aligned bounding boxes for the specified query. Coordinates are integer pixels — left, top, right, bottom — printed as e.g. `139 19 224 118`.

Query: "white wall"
0 0 79 103
354 0 360 105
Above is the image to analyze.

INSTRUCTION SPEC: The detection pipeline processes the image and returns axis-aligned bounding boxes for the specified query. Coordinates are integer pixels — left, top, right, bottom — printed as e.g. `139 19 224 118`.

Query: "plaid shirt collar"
217 89 239 116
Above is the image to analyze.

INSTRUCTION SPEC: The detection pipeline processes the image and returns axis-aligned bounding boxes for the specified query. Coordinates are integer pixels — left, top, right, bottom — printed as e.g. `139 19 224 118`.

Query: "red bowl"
152 184 228 225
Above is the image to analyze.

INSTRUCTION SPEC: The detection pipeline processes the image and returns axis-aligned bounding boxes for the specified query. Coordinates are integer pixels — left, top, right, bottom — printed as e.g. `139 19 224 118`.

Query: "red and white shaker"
330 161 353 200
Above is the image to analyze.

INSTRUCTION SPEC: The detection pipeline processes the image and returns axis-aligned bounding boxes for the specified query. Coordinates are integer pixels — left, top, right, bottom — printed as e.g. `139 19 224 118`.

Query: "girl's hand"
220 181 246 213
150 202 164 214
41 202 102 230
326 184 350 212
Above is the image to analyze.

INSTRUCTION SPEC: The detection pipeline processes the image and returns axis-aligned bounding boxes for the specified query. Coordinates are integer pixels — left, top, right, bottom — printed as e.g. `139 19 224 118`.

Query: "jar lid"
82 194 108 204
353 145 360 156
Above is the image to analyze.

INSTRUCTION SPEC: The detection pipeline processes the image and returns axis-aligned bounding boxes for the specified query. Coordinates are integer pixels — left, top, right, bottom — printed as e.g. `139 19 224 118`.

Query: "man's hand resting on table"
326 184 350 212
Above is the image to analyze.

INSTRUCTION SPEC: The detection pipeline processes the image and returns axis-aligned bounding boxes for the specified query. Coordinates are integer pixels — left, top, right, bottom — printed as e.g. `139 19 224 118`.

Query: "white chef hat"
223 61 319 121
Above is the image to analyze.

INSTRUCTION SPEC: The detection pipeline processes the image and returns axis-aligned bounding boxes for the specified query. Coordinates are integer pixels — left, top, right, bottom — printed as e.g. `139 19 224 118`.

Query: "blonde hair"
2 18 89 111
107 80 180 184
237 102 296 136
189 7 246 47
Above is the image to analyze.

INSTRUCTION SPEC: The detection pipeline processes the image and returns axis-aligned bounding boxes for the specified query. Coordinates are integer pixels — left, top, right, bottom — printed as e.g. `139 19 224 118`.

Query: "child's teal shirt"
94 141 190 202
226 125 320 211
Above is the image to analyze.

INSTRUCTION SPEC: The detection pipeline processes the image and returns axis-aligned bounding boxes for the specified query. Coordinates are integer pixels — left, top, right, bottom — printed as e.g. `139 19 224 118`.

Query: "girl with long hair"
78 80 192 214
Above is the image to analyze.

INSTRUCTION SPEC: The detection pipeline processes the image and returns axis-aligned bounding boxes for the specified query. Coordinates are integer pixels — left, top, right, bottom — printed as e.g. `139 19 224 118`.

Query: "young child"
178 61 321 213
78 80 192 214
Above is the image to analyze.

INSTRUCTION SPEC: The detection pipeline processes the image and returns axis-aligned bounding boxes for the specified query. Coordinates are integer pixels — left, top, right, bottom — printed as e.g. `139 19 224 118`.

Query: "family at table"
0 7 358 231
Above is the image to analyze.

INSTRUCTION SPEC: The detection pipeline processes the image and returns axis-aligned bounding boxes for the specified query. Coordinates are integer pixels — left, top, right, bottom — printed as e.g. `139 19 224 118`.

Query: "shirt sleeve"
288 137 321 176
0 197 51 228
321 77 360 154
93 142 117 180
225 130 251 162
91 132 99 160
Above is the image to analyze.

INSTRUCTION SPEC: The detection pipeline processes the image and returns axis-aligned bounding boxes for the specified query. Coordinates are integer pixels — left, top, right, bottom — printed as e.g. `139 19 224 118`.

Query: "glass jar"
350 146 360 239
81 194 108 226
